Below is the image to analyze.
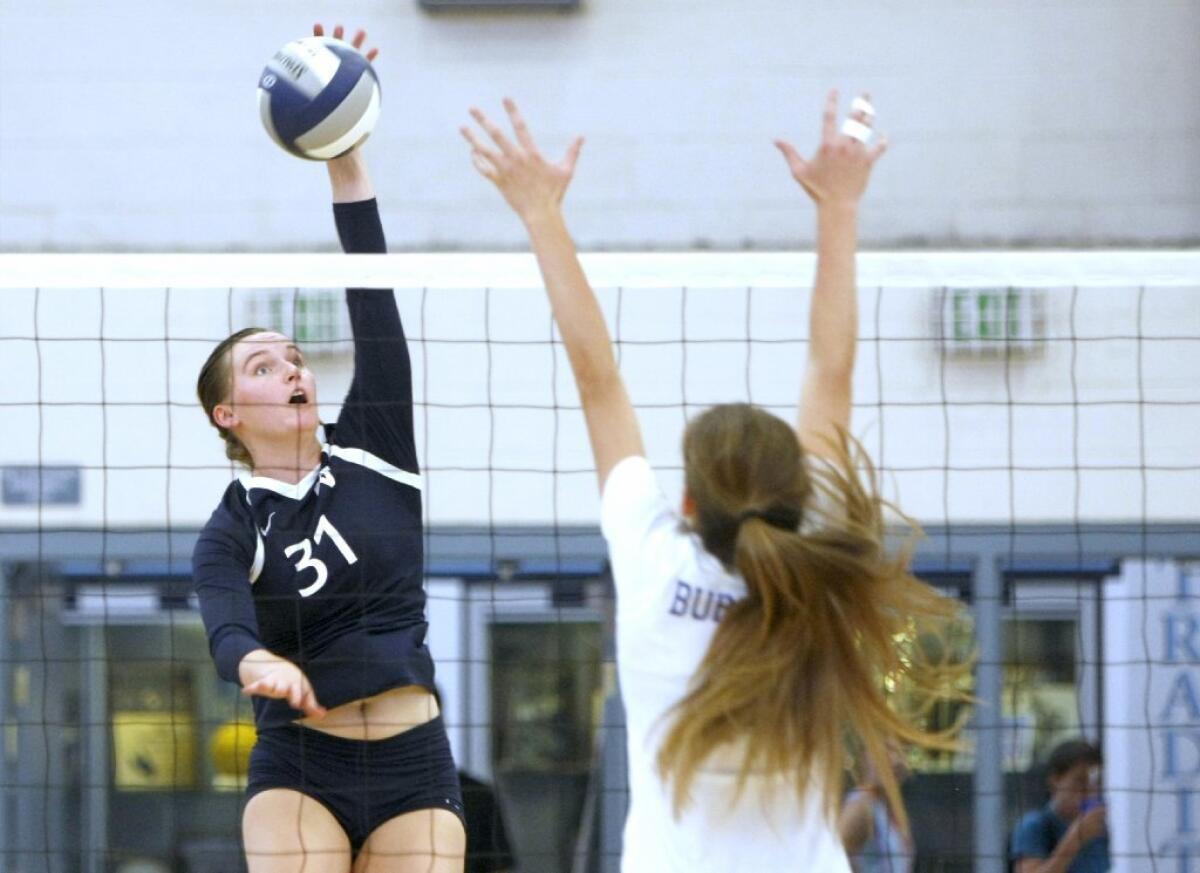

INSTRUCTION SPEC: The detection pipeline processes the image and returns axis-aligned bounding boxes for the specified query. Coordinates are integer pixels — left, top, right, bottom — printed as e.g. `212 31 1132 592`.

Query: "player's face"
1048 761 1098 820
227 332 319 441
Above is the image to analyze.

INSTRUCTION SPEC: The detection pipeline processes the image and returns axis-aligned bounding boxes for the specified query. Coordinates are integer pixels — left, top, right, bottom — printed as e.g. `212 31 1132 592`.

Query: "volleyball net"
0 251 1196 873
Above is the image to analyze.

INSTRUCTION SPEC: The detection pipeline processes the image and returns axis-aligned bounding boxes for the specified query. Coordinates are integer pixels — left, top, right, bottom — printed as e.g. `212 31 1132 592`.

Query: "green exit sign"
938 288 1045 357
243 290 351 356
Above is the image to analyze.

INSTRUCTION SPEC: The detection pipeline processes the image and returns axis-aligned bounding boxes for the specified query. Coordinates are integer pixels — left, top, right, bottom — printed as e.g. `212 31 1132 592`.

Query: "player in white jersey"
462 92 971 872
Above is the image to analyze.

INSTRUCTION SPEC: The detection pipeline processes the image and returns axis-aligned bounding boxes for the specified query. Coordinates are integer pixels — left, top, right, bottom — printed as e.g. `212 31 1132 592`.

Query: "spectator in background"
839 750 914 873
1011 739 1109 873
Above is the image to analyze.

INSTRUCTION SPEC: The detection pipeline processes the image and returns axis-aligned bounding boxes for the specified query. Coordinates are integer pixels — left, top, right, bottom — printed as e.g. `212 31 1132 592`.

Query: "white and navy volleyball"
257 37 381 161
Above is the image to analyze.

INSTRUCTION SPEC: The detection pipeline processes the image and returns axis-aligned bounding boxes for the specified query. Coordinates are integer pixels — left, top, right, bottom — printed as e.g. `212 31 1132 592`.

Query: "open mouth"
288 390 308 405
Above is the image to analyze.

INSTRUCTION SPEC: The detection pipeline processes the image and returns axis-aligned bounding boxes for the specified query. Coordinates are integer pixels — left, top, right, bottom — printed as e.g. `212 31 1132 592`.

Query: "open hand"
461 98 584 226
775 89 887 207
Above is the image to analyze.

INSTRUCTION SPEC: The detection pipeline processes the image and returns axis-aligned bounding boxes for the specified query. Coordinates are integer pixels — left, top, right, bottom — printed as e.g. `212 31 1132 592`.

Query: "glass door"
71 611 252 873
1003 579 1102 837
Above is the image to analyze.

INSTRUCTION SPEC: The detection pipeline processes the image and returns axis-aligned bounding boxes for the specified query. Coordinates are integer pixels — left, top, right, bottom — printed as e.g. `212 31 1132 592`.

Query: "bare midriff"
297 684 439 741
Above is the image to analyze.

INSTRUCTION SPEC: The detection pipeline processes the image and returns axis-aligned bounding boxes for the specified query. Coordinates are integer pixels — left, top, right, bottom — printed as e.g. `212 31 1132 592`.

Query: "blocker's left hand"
461 98 584 226
313 22 379 62
775 89 887 208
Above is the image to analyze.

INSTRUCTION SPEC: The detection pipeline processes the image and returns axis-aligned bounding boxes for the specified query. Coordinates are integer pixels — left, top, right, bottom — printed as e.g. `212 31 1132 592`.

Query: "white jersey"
601 455 852 873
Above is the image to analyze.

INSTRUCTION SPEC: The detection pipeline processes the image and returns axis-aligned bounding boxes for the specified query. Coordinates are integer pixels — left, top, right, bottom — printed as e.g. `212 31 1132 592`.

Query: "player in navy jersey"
192 26 465 873
462 96 971 871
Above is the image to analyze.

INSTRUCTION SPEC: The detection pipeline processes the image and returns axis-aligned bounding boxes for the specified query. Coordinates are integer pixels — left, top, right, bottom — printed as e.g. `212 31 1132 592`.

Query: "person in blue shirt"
1011 739 1109 873
192 24 465 873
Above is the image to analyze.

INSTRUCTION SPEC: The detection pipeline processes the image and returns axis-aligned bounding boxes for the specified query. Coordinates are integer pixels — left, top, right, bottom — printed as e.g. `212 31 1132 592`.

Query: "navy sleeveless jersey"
192 198 432 730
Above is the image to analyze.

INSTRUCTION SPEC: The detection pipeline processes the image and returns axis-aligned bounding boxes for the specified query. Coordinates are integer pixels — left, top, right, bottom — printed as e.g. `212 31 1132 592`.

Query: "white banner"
1105 559 1200 872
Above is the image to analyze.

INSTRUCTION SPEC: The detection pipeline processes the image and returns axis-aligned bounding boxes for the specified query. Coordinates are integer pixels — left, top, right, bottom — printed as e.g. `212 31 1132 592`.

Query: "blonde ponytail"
656 405 972 831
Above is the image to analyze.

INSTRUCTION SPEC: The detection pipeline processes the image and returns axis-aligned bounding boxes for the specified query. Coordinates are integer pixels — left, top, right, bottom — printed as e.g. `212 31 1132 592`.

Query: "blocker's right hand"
239 650 326 718
461 98 585 227
313 22 379 62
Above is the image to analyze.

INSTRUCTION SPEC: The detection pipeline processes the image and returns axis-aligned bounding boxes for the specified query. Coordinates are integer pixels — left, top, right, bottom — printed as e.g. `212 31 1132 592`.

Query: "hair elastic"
738 508 799 531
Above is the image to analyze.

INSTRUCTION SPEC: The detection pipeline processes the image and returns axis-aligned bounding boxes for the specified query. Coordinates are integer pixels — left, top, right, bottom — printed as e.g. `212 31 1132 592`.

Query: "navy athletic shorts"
245 715 465 853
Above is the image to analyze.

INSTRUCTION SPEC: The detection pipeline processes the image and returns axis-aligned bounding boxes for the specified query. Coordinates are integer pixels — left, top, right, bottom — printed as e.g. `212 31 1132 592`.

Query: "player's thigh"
353 807 466 873
243 788 353 873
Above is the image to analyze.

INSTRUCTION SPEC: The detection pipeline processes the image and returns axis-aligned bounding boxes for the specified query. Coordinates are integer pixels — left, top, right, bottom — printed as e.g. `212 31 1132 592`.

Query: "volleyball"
257 36 381 161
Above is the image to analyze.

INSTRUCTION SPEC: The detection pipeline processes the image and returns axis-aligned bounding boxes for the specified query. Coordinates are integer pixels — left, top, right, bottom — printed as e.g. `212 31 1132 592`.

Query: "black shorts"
245 715 465 853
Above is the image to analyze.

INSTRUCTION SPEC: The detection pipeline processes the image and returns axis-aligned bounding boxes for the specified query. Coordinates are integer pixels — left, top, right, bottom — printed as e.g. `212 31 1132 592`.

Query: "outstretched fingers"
821 88 840 145
459 126 503 177
471 153 499 180
868 135 889 164
838 91 877 150
503 98 539 154
470 107 518 158
349 28 380 61
561 136 585 175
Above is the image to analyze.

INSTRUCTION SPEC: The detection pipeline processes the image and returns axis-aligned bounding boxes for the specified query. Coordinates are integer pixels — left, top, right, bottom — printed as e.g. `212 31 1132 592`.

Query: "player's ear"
212 403 238 429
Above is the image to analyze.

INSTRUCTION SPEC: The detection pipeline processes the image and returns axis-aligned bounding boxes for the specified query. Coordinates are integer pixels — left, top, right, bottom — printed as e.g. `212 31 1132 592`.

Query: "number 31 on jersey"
283 514 358 597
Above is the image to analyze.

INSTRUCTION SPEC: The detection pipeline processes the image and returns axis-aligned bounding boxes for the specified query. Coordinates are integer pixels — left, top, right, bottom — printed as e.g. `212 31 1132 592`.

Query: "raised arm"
462 99 644 490
328 140 375 204
316 23 380 207
315 28 418 473
328 150 418 473
774 90 887 458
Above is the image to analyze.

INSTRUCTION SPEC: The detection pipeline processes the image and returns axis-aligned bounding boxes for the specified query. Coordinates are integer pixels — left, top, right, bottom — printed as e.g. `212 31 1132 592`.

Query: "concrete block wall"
0 0 1197 251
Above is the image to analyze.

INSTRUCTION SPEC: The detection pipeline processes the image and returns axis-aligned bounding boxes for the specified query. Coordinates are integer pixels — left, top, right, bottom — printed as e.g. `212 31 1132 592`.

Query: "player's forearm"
327 148 375 203
1042 821 1090 873
523 209 620 392
808 202 859 376
1024 854 1072 873
1022 833 1082 873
